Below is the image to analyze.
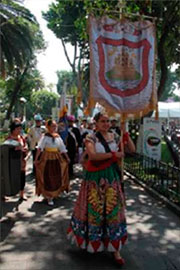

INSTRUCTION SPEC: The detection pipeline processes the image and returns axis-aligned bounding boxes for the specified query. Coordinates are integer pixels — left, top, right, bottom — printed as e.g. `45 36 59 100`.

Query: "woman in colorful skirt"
34 120 70 206
67 112 135 266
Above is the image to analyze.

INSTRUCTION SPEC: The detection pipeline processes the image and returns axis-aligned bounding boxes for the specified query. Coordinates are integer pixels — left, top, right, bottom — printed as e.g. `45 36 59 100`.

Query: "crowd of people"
1 111 136 266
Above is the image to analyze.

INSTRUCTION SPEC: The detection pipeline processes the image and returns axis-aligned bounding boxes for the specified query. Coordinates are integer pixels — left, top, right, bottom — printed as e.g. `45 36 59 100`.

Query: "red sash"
85 151 118 172
85 159 114 172
84 131 129 172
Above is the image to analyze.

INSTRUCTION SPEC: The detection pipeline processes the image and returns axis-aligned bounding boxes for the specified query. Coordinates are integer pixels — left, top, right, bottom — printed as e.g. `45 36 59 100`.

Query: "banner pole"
118 0 125 188
118 0 125 21
120 115 125 187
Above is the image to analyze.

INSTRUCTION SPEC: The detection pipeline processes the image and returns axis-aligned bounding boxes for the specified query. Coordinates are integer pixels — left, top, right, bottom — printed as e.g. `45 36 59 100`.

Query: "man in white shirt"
28 114 45 174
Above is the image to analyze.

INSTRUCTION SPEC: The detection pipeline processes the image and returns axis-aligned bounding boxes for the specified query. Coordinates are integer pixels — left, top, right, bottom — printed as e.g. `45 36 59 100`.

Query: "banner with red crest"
89 15 157 118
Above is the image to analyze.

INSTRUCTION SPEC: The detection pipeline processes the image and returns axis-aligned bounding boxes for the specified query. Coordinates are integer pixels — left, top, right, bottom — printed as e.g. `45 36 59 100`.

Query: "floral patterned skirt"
67 163 127 253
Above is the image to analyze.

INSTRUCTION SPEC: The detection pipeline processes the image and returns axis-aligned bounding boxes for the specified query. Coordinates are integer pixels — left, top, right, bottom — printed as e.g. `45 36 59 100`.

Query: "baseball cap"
34 114 42 121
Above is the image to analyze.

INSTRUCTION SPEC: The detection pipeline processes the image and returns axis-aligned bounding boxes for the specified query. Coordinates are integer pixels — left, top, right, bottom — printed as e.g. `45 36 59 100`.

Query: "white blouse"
86 133 120 153
37 135 67 153
95 140 118 153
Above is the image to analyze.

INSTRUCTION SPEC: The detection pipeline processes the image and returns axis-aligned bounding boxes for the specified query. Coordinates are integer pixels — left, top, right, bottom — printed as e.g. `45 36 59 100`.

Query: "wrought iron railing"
124 153 180 206
164 133 180 167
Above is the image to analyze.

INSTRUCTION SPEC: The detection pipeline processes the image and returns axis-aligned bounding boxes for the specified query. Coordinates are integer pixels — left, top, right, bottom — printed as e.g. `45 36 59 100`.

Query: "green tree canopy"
30 89 59 119
43 0 85 74
56 70 76 95
0 0 46 120
159 71 180 101
0 0 44 77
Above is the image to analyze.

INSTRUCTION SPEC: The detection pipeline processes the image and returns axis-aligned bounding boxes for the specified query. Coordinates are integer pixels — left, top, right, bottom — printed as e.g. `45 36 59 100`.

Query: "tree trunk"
61 39 77 75
5 66 29 119
157 1 178 99
157 34 168 100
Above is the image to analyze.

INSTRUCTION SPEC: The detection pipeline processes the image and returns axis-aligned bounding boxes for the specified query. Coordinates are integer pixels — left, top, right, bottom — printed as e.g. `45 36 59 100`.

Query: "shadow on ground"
0 164 180 270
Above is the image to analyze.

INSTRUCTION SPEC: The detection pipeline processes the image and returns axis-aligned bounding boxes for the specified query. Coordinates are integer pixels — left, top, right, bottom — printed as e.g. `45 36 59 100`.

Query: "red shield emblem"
96 36 151 97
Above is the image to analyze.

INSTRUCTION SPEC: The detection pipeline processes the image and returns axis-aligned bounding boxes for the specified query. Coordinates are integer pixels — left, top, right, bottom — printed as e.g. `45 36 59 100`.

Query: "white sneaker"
47 199 54 206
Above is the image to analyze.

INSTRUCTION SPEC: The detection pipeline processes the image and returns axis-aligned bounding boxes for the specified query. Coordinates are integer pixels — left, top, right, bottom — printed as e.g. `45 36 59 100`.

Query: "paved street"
1 159 180 270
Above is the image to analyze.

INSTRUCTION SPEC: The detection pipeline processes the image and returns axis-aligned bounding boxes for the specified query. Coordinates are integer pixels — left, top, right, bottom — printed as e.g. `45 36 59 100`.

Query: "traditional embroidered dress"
36 133 69 198
67 133 127 253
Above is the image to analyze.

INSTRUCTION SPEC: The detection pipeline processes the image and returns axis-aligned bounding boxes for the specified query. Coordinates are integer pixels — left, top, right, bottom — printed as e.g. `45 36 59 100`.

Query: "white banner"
143 118 161 161
89 15 157 118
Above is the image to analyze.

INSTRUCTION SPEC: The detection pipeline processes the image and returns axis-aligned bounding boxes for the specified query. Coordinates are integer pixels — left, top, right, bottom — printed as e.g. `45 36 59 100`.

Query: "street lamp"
19 97 27 122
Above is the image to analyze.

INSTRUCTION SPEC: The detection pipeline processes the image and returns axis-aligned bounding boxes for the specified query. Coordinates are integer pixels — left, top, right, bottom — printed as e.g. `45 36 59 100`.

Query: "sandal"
114 253 125 266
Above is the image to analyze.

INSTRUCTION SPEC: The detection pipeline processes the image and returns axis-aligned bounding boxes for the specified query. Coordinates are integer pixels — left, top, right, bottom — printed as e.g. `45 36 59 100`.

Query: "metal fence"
124 153 180 206
164 133 180 167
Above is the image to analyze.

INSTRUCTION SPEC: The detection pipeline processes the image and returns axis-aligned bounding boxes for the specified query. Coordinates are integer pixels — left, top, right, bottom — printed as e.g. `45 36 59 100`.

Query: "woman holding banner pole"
67 112 135 266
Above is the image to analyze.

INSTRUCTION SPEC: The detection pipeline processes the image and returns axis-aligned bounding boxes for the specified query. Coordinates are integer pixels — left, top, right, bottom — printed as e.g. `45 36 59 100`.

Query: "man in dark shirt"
66 115 82 177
